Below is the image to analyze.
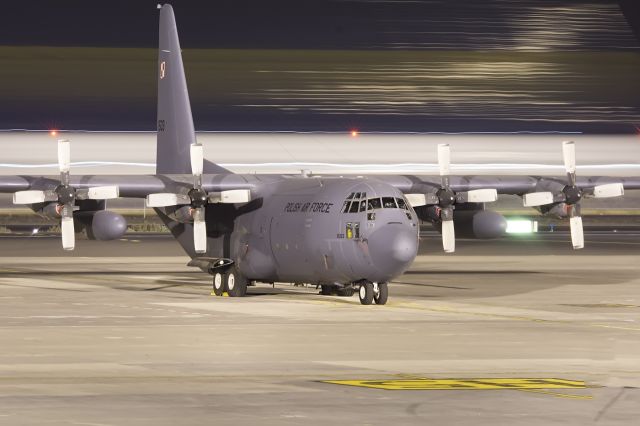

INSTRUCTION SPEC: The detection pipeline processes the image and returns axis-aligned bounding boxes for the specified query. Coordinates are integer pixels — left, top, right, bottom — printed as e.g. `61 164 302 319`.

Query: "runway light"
506 219 538 234
49 130 58 137
350 130 359 138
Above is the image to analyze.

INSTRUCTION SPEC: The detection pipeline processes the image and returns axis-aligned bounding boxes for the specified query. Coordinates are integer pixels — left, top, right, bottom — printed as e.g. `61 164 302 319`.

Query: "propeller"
407 144 498 253
435 144 498 253
522 141 624 250
12 139 119 251
146 143 208 253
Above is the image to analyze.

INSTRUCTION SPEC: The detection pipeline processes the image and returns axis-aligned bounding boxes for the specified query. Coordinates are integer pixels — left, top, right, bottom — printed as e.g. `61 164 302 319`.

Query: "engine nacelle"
427 209 507 239
76 210 128 241
451 210 507 239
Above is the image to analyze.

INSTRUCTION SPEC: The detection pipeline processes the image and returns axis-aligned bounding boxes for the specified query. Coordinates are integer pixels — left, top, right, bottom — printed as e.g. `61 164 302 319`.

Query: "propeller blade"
190 144 204 177
562 141 576 174
569 215 584 250
13 190 47 204
192 207 207 254
523 191 554 207
464 188 498 203
405 193 427 207
207 189 252 204
437 144 451 177
592 183 624 198
441 219 455 253
562 140 577 186
87 185 119 200
221 189 251 204
58 139 71 173
60 205 75 251
146 193 190 208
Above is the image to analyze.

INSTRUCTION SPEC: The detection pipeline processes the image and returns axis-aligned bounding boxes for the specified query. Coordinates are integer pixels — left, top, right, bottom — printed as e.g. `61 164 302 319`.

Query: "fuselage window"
382 197 397 208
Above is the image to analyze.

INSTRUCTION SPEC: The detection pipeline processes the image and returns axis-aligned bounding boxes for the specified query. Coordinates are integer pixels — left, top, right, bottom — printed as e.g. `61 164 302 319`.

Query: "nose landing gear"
211 265 248 297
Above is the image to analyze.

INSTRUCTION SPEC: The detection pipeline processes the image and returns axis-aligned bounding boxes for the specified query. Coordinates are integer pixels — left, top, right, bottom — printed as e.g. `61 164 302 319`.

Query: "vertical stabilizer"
156 4 228 175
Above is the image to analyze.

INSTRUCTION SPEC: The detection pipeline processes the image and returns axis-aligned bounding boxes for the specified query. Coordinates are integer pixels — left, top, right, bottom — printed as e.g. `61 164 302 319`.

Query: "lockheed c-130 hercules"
2 4 639 305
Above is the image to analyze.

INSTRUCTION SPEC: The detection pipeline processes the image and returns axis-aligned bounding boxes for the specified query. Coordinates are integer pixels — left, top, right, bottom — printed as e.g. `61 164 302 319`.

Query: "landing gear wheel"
226 267 248 297
320 285 335 296
337 287 354 297
358 281 374 305
374 282 388 305
212 271 225 296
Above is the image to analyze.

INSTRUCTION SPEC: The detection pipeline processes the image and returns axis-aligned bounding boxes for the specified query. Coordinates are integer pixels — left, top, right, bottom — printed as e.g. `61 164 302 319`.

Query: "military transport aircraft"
1 4 638 305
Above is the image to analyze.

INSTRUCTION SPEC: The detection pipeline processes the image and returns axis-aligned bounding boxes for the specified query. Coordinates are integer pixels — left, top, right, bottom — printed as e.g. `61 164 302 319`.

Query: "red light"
350 130 358 138
50 130 58 137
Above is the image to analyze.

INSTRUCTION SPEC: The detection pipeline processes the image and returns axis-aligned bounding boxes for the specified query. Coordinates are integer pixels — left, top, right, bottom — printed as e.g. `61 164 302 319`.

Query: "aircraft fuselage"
198 177 419 286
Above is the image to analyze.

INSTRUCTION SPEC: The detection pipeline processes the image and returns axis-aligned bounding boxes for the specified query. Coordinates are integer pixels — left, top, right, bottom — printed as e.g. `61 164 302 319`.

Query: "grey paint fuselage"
159 176 419 285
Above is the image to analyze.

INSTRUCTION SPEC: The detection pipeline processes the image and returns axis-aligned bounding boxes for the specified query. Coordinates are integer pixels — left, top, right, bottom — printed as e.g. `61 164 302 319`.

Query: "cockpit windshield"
341 193 410 213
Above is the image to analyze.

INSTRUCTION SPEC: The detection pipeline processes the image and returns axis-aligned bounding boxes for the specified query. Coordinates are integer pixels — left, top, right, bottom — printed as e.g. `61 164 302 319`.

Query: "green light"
506 219 538 234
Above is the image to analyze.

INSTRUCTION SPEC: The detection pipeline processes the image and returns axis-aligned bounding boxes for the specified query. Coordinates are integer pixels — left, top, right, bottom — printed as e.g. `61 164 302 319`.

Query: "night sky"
1 0 640 133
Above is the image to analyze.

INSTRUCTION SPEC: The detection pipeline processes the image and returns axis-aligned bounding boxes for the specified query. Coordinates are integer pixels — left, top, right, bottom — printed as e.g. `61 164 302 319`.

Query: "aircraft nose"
367 224 418 276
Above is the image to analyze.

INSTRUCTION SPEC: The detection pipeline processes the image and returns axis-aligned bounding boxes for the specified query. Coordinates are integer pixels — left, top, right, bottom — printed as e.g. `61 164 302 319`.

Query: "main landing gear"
358 281 388 306
211 265 248 297
319 281 388 305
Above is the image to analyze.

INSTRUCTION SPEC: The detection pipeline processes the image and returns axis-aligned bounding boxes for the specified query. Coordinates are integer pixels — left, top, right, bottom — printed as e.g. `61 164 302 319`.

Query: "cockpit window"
396 197 408 210
382 197 397 208
359 200 368 212
348 201 360 213
341 200 350 213
347 192 355 200
367 198 382 210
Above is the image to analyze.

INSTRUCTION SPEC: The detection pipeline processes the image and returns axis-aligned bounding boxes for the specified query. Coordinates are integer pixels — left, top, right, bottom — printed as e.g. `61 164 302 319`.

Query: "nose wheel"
212 271 225 296
211 265 248 297
358 281 388 305
374 282 388 305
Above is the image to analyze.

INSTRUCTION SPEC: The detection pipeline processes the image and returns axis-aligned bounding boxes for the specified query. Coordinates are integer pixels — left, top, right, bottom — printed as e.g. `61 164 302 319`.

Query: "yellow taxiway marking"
323 377 587 391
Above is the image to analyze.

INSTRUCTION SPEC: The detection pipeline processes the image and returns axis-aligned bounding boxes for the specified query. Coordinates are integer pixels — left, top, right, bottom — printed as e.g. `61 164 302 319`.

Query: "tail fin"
156 4 229 175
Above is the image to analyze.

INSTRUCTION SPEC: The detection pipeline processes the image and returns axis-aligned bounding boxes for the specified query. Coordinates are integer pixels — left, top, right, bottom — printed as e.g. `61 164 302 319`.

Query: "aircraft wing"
2 174 639 198
0 174 256 199
373 174 640 194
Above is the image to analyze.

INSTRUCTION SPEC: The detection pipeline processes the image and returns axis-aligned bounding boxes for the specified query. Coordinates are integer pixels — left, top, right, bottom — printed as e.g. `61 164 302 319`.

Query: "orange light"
350 130 358 138
50 130 58 137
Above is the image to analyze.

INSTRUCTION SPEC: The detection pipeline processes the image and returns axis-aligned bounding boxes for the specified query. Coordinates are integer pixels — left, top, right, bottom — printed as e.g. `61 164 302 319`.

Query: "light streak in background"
0 129 584 135
360 1 639 51
1 162 639 174
242 60 640 124
227 2 640 130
